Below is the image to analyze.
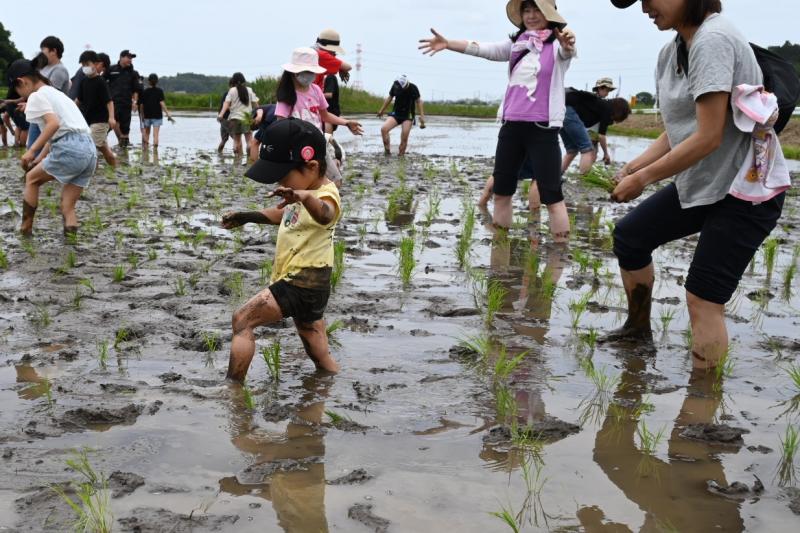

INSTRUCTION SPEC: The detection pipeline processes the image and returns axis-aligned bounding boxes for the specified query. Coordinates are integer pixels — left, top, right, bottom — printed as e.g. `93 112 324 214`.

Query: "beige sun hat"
282 47 327 74
316 28 346 56
594 77 617 91
506 0 567 30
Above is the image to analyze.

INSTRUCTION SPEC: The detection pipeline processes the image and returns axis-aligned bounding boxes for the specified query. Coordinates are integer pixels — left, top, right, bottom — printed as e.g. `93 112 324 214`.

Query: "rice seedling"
486 279 508 326
173 276 187 296
40 377 54 409
72 287 85 310
259 259 273 286
172 184 182 208
30 304 51 330
224 272 245 301
579 328 599 352
147 248 157 262
712 348 735 393
777 424 798 487
125 189 141 211
97 340 109 370
581 164 616 193
111 265 126 283
525 248 540 276
495 385 517 423
114 328 132 350
579 357 621 394
397 236 416 287
153 219 165 233
637 419 666 455
188 272 201 289
326 319 345 348
456 203 477 267
127 253 139 271
458 333 493 368
385 184 413 221
50 449 113 533
372 166 381 183
331 241 346 291
785 364 800 393
357 224 368 244
79 278 95 293
325 410 352 427
201 332 221 352
762 237 779 277
423 189 441 227
659 307 678 335
494 347 528 383
572 249 591 272
261 340 281 381
242 383 256 410
114 231 124 249
568 291 593 329
20 238 36 258
0 248 7 270
489 505 521 533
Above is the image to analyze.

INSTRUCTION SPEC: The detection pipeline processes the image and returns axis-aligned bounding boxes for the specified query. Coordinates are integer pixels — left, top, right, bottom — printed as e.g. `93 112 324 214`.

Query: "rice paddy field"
0 114 798 532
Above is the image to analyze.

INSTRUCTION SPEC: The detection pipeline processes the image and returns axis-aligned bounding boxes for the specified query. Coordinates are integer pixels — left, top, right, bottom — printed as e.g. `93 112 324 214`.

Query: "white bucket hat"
316 29 346 56
282 47 327 74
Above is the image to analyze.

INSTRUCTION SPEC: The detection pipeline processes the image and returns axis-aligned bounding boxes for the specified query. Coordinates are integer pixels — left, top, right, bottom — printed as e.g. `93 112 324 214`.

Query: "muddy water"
0 126 798 532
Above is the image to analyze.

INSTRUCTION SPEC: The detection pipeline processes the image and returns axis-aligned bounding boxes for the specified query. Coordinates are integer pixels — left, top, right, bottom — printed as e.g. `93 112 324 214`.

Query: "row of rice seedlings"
261 340 281 382
50 449 113 533
331 241 346 291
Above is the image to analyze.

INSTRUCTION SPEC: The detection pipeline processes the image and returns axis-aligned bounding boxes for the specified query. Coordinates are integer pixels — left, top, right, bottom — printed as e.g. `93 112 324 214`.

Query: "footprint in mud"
679 424 750 448
348 503 390 533
327 468 374 486
109 471 145 498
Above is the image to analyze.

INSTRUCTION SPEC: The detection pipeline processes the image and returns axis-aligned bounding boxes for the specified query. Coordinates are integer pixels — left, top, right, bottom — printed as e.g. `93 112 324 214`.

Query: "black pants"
493 121 563 204
114 103 132 135
613 182 784 304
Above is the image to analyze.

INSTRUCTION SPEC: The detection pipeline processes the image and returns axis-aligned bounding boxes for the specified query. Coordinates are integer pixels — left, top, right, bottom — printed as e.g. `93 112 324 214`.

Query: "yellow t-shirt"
271 182 341 288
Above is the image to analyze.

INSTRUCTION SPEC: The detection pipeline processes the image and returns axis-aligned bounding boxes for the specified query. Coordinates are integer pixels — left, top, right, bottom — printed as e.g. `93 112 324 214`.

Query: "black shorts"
11 111 29 131
613 182 785 305
269 277 331 324
493 121 563 204
389 113 412 125
114 103 132 135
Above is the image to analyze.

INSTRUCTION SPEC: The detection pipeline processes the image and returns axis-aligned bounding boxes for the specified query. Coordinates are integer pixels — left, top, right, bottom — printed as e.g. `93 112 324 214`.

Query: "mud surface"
0 133 799 532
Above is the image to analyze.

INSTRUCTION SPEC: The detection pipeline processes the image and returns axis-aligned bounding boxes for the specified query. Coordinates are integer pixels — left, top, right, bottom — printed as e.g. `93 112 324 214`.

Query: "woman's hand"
419 29 449 56
611 173 646 203
554 28 576 53
346 120 364 136
270 187 309 209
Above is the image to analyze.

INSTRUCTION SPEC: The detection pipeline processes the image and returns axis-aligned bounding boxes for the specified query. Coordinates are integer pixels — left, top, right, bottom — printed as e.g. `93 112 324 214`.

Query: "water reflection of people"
221 375 331 533
590 361 743 532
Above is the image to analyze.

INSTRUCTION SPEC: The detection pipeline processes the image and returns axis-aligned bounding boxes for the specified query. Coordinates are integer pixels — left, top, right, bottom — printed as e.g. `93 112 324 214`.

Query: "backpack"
677 39 800 135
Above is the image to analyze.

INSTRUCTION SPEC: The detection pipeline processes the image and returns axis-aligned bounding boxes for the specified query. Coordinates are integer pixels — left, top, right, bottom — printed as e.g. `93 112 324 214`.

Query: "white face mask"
82 66 96 76
296 72 316 87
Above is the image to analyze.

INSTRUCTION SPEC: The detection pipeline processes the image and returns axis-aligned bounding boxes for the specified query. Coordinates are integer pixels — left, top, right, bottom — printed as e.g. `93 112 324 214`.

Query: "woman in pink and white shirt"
420 0 576 242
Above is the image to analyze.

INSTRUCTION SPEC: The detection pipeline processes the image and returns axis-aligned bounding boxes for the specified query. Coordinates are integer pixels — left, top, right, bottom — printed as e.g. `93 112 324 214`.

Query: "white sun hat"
282 47 327 74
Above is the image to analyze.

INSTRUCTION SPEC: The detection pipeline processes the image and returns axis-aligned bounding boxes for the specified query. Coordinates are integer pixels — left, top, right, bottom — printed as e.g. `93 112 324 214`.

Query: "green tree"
0 22 23 85
636 92 655 106
769 41 800 77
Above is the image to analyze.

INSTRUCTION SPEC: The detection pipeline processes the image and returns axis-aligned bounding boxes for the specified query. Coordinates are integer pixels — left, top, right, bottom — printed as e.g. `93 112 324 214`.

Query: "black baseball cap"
610 0 638 7
245 119 326 185
6 58 36 89
120 49 137 58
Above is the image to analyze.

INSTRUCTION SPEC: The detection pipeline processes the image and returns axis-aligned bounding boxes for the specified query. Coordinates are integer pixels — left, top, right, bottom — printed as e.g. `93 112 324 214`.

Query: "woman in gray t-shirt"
605 0 785 372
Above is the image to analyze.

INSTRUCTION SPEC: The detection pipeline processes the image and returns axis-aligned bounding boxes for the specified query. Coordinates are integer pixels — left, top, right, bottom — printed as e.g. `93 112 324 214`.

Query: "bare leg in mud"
227 289 284 382
20 162 55 236
602 264 654 342
479 176 541 211
687 290 727 370
60 183 83 234
295 319 339 373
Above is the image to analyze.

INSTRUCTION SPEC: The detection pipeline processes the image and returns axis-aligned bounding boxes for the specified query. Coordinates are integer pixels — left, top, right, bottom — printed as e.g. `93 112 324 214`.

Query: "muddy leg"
578 151 594 175
380 118 397 155
492 194 513 229
295 319 339 374
602 264 654 342
686 290 727 370
398 120 412 156
60 183 83 234
478 176 494 208
21 162 55 236
546 201 570 244
227 289 284 382
528 180 541 214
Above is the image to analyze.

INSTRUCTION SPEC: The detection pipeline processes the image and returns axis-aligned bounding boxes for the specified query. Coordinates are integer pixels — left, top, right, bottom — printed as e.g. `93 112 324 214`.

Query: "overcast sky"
3 0 797 101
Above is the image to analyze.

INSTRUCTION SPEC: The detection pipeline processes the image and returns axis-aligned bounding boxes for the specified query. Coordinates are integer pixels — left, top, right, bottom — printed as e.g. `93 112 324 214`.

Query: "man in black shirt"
377 75 426 156
323 74 340 134
105 50 140 148
76 51 117 167
561 83 630 175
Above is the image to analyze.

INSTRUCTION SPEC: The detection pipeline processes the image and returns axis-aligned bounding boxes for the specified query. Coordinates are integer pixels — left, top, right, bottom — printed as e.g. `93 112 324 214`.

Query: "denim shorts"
43 132 97 188
559 106 593 155
142 118 163 128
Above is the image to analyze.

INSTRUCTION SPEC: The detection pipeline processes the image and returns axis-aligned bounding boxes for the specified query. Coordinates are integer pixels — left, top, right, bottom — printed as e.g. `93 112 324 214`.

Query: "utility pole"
353 43 364 90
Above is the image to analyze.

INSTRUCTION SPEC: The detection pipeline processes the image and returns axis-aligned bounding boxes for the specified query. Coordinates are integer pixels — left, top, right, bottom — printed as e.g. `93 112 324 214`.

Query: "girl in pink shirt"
275 48 362 136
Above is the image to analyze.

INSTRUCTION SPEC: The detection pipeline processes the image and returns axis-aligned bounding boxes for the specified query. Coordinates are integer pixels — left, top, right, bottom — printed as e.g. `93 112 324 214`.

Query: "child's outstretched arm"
221 207 283 229
271 188 338 226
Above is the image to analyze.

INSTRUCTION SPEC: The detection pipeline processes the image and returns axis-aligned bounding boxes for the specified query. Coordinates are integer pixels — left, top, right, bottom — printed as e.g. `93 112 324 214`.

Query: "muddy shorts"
270 274 331 324
90 123 109 148
613 182 785 304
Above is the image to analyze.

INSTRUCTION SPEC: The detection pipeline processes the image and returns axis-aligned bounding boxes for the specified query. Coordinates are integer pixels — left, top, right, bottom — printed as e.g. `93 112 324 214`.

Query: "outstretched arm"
221 208 284 228
419 29 468 56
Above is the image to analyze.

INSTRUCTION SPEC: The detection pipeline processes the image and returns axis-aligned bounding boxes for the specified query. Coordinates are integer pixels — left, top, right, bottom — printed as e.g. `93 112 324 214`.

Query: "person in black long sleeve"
105 50 140 148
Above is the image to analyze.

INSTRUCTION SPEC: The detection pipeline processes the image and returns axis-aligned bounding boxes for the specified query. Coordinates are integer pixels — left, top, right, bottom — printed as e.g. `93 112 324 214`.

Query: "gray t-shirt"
40 62 71 94
656 14 762 208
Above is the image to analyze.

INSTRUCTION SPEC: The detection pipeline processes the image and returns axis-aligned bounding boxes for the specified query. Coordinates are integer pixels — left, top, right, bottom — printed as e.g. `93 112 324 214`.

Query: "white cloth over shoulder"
729 84 791 204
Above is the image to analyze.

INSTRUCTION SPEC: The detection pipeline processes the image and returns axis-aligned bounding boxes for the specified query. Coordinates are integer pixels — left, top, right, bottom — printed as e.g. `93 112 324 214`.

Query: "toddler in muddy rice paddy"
221 118 341 382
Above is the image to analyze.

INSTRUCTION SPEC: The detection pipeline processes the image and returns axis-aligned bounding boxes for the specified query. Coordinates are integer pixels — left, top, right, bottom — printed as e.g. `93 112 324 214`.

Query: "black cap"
120 49 136 58
6 58 36 89
610 0 638 8
245 119 326 185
